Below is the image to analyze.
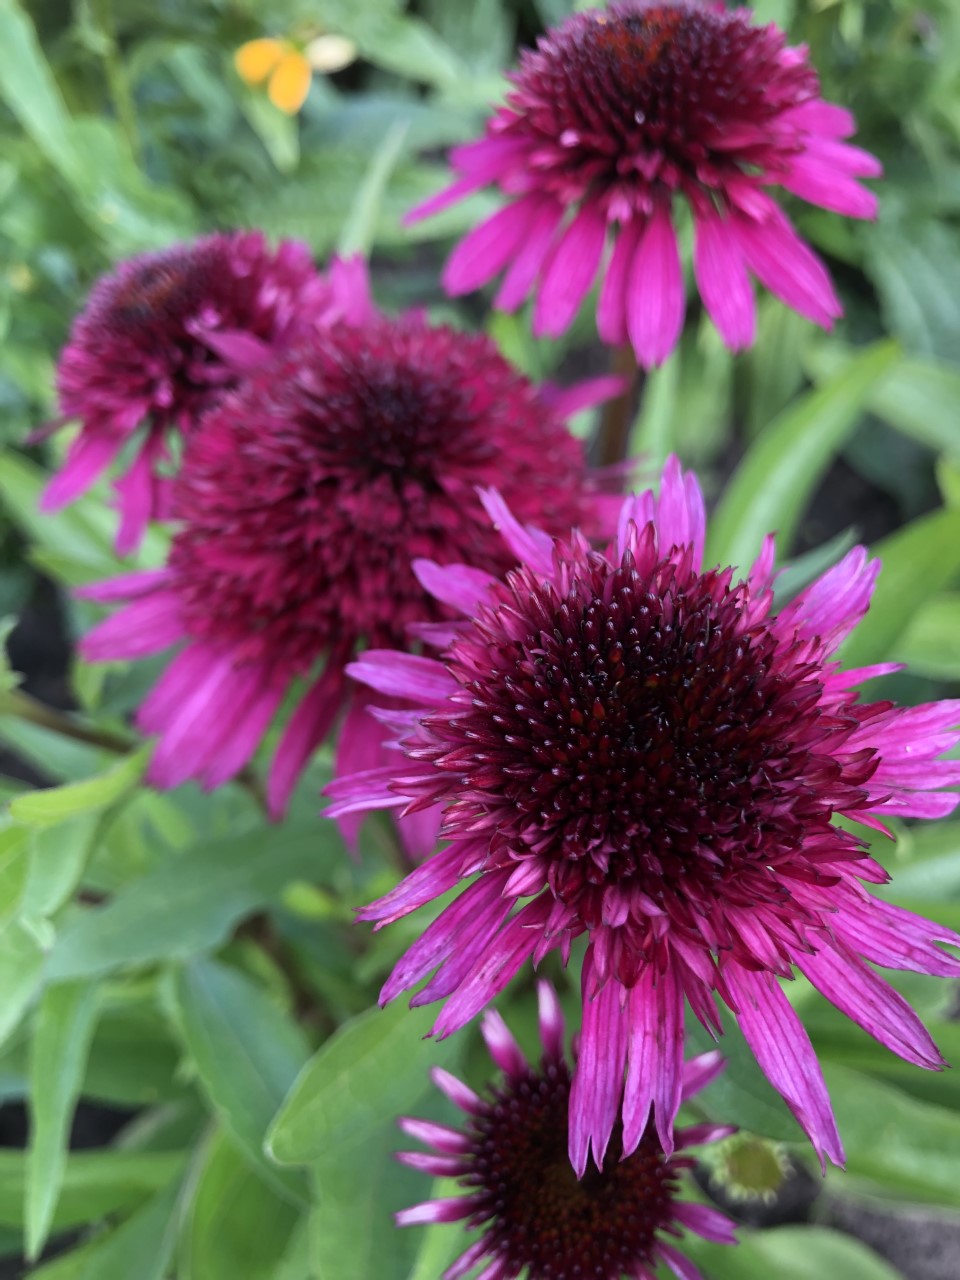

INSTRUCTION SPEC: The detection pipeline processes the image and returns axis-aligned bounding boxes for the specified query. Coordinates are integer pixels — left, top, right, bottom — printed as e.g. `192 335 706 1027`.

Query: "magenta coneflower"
329 457 960 1172
409 1 881 366
397 981 737 1280
79 272 620 824
44 232 362 553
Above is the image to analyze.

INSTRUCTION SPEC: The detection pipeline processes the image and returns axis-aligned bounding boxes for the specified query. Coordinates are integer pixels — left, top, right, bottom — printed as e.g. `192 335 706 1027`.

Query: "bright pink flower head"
44 232 364 553
397 981 737 1280
409 1 881 366
79 273 619 823
330 457 960 1173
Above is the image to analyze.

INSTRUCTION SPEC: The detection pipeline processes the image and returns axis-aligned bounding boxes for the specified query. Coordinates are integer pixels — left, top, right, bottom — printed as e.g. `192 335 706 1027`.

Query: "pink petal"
478 488 555 575
680 1050 726 1102
623 962 685 1157
430 898 549 1039
481 1008 528 1079
268 663 345 818
725 965 844 1172
537 979 565 1060
780 157 878 220
539 374 628 420
345 650 458 705
76 568 172 603
694 211 756 351
733 203 842 329
672 1201 738 1245
569 955 628 1176
654 455 707 567
795 943 944 1069
493 198 566 311
113 432 167 556
532 201 608 338
657 1242 706 1280
443 196 544 295
80 592 184 661
776 546 878 651
333 689 391 847
41 430 123 510
358 839 478 928
201 676 286 789
626 204 686 368
597 218 643 346
412 559 496 615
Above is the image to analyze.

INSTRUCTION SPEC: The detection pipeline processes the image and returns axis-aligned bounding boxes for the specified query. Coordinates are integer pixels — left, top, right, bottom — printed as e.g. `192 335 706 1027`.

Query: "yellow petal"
267 52 312 115
305 34 358 74
234 38 285 86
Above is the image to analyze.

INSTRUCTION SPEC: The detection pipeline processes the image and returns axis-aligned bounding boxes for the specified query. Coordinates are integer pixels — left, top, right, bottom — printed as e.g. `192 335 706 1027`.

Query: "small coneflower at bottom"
396 982 737 1280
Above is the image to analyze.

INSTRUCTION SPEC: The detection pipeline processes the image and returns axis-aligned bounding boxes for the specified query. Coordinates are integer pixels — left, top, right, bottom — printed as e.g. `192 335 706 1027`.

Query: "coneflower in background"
409 1 881 366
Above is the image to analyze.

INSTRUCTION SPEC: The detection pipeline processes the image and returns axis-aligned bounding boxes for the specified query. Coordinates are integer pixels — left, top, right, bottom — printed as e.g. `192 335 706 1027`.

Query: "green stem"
597 343 643 470
1 688 268 813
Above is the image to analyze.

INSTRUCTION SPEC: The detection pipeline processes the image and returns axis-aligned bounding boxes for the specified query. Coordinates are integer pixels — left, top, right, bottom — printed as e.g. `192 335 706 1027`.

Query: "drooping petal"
268 662 345 818
694 210 756 351
533 201 608 338
725 965 844 1171
626 204 686 368
569 958 629 1176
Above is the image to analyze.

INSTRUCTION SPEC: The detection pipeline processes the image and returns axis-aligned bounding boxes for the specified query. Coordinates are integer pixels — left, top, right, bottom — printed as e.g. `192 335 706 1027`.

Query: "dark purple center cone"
167 318 589 668
464 1055 679 1279
415 537 884 982
509 1 817 203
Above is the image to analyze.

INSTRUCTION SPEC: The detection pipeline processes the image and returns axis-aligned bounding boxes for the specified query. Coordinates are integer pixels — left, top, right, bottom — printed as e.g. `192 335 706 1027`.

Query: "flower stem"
0 688 268 813
597 343 643 469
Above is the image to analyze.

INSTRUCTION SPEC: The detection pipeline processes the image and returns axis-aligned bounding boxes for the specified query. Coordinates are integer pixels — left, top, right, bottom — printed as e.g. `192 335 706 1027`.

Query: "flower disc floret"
410 1 882 364
79 276 613 823
397 981 737 1280
330 457 960 1173
44 232 355 552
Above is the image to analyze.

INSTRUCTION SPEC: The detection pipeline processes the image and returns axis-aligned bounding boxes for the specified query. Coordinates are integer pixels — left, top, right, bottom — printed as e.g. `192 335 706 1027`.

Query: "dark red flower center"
167 319 587 666
508 1 818 204
424 540 880 950
464 1054 678 1278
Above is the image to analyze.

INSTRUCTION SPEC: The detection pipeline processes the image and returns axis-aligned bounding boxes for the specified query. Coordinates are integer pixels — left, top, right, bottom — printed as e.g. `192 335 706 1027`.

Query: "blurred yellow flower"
234 32 357 115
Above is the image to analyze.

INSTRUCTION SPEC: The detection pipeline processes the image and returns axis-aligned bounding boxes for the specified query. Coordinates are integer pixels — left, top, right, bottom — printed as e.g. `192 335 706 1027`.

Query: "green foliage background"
0 0 958 1276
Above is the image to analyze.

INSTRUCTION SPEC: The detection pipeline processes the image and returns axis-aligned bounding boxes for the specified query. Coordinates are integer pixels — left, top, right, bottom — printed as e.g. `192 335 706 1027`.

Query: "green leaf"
81 998 188 1107
840 507 960 668
824 1065 960 1208
238 90 300 174
0 1149 184 1231
170 959 310 1204
0 1 82 188
26 980 100 1259
9 745 151 827
686 1009 799 1143
707 341 900 570
23 815 101 921
0 449 168 572
65 1175 181 1280
48 825 335 982
406 1178 473 1280
338 121 410 257
183 1129 301 1280
0 825 31 928
686 1225 902 1280
267 1000 460 1167
309 1122 420 1280
892 591 960 679
0 920 47 1050
321 2 467 89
